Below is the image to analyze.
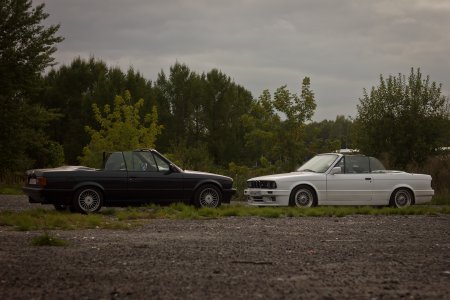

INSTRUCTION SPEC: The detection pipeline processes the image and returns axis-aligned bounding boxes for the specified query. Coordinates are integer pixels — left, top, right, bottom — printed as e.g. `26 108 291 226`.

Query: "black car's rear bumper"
22 186 72 205
22 186 46 203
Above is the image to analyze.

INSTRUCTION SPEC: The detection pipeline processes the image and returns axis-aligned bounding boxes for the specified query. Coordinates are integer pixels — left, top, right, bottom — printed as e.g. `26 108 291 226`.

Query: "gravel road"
1 196 450 299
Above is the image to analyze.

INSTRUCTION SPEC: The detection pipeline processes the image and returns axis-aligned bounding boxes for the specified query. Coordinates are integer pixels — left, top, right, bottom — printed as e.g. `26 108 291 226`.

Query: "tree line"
31 57 333 171
1 0 449 191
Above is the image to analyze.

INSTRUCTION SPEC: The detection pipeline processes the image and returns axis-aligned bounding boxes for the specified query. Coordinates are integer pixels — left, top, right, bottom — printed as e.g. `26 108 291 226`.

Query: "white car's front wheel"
290 186 317 207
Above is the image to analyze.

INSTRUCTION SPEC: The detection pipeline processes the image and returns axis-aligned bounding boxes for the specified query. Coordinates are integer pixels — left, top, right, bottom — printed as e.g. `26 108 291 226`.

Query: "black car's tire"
73 187 103 213
289 185 317 207
390 188 413 208
194 184 222 208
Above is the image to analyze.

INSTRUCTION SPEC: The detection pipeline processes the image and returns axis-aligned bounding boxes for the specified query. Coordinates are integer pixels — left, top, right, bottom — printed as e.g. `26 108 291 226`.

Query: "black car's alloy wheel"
73 187 103 213
195 184 222 208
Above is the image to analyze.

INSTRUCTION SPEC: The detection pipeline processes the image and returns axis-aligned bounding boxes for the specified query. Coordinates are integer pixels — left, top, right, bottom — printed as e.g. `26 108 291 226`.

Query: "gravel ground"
1 196 450 299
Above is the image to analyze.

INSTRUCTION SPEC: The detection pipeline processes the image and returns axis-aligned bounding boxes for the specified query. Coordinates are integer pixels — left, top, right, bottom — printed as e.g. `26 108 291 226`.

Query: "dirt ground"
1 196 450 299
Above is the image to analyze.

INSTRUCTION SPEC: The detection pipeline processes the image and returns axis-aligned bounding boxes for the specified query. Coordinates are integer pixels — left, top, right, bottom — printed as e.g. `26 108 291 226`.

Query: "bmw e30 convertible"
23 149 235 213
244 153 434 208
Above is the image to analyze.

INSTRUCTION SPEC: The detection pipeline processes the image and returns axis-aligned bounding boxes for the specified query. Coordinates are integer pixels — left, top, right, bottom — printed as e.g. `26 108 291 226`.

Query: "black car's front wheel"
194 184 222 208
73 187 103 213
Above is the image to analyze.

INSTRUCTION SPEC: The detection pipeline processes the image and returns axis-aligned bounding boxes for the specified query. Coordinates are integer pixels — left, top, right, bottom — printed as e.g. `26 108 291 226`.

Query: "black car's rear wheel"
194 184 222 208
73 187 103 213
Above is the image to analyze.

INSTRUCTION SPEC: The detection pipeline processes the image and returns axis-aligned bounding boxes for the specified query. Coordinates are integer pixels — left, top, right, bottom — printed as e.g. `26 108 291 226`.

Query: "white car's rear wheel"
391 188 413 208
290 186 317 207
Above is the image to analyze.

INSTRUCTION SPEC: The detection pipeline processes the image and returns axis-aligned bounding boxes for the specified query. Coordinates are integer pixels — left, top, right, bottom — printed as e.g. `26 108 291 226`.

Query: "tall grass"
0 209 133 231
1 204 449 231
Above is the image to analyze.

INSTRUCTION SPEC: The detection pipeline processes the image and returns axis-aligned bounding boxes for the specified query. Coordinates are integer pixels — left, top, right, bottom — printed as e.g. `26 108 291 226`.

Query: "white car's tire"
289 185 317 207
390 188 413 208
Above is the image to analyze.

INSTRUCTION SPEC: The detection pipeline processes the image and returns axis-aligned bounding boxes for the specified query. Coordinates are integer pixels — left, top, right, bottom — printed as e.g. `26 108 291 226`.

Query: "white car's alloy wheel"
393 188 412 208
292 187 315 207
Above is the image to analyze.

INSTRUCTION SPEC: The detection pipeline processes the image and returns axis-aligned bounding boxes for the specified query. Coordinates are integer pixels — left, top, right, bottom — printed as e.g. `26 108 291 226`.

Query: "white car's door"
326 156 372 204
326 174 372 203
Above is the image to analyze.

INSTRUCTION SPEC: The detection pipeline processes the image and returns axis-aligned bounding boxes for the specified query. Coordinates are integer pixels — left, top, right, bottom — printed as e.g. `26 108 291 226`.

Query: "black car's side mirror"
169 164 179 173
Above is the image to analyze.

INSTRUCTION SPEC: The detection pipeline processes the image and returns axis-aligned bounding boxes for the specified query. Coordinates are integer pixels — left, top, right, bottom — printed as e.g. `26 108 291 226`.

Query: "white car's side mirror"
330 167 342 175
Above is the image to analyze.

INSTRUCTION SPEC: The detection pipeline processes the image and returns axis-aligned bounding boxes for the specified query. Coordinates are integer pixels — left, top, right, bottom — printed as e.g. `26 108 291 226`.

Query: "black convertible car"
23 149 235 213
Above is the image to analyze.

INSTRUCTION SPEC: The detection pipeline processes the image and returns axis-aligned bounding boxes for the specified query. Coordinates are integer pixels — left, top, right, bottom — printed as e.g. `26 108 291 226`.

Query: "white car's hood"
249 171 320 181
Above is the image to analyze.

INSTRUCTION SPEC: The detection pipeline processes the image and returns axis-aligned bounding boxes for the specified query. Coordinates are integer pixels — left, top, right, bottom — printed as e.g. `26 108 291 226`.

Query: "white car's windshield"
297 154 339 173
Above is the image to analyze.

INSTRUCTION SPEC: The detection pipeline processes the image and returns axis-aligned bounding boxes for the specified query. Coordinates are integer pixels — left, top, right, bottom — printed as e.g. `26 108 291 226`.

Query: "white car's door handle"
365 178 372 180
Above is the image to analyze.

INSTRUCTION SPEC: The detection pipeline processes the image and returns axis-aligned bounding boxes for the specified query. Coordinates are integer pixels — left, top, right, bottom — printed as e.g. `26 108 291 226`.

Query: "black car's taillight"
37 176 47 187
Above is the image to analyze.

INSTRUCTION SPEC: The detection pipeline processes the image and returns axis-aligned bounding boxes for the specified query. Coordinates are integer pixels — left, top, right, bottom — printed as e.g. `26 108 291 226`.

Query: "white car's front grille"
247 180 277 189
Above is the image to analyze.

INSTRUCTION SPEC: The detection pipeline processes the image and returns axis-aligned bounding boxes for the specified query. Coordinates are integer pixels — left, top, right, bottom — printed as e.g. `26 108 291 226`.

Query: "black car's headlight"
247 180 277 189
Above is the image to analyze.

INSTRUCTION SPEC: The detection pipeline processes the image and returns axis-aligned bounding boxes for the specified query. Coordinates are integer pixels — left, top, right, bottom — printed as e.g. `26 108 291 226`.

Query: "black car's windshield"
297 154 339 173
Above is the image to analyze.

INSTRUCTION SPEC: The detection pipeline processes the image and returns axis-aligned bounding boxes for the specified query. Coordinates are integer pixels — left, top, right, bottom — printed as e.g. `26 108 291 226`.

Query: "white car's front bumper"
244 189 291 206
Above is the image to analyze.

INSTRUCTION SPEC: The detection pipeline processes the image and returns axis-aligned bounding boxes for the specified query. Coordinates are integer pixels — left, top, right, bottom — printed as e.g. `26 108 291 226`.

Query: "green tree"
304 115 354 156
240 89 281 166
272 77 317 169
202 69 253 165
80 91 163 167
38 57 156 164
354 68 450 168
155 64 253 166
0 0 64 173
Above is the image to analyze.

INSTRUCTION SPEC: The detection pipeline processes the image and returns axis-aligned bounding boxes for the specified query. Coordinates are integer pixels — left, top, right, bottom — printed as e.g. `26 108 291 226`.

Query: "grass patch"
31 232 68 246
0 209 133 231
1 204 449 231
0 183 23 195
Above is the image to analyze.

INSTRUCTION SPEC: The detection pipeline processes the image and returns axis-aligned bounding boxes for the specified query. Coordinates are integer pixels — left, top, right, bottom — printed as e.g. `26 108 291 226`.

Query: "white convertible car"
244 153 434 208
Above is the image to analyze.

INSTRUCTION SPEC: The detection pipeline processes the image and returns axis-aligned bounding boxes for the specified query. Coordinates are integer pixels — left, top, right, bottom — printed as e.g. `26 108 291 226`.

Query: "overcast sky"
38 0 450 121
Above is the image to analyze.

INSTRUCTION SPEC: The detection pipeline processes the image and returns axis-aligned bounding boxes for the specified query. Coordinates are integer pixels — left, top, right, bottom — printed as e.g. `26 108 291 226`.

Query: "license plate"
29 178 37 185
250 191 261 196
